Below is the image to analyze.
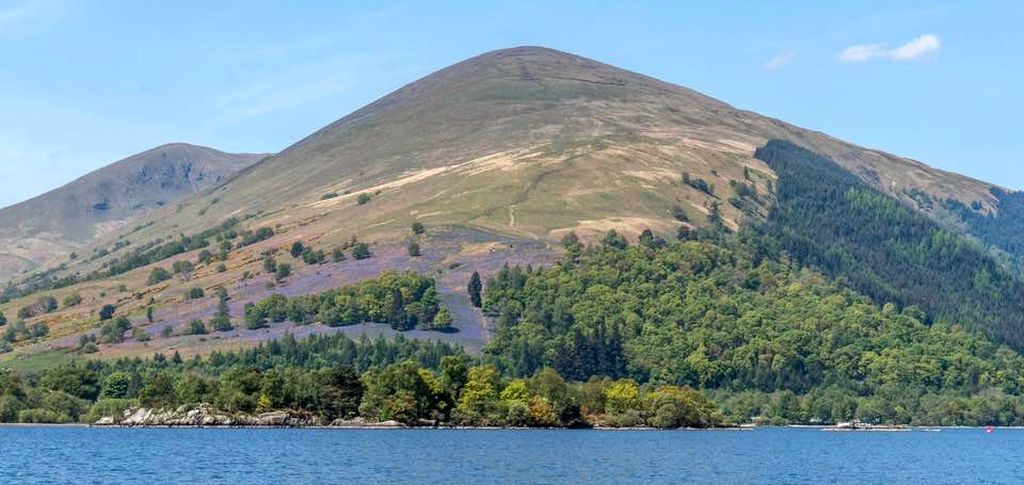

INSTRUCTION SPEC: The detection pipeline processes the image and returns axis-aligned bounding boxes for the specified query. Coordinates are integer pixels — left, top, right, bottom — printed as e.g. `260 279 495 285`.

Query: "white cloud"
763 51 796 70
837 34 941 63
889 34 941 60
836 43 888 63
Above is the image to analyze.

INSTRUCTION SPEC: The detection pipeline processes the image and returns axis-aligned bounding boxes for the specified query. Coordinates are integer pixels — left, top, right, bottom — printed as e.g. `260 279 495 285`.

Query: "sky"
1 0 1022 208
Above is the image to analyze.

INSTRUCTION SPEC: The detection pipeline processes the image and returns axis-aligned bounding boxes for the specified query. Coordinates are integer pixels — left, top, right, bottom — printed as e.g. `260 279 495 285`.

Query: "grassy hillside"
87 47 1001 259
2 46 1022 373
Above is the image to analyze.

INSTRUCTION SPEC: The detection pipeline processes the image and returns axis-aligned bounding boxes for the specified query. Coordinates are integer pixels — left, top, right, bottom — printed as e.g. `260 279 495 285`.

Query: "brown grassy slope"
107 47 998 255
0 144 266 278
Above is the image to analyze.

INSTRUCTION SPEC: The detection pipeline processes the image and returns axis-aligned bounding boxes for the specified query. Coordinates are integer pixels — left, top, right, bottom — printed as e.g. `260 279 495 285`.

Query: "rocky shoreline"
820 421 911 432
90 405 743 430
71 411 991 431
92 405 409 429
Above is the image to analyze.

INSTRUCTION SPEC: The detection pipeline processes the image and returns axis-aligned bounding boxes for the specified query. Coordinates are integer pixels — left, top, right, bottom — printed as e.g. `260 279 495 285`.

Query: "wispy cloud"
888 34 941 60
763 51 796 70
216 58 362 122
837 34 941 63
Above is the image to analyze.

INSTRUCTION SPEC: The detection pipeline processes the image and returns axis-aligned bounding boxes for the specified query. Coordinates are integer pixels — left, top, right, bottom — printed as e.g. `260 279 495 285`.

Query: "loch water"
0 426 1017 484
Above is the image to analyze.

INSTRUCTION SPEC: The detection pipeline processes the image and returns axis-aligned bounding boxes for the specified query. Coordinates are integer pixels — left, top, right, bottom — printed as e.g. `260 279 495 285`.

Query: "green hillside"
480 232 1024 425
755 140 1024 348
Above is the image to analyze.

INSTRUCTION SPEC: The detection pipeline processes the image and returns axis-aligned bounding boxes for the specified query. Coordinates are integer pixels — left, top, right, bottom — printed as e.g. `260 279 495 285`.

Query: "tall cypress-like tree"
388 288 406 330
468 271 482 308
211 288 233 331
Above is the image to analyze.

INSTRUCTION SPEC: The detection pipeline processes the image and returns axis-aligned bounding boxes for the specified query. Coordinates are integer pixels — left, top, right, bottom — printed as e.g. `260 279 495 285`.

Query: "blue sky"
1 0 1021 208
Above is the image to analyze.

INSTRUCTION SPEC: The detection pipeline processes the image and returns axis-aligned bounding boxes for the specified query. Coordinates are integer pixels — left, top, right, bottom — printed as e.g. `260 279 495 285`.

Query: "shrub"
237 227 274 248
198 249 214 265
147 267 172 285
28 322 48 339
244 303 268 330
17 296 58 319
601 230 628 250
407 241 421 257
77 335 98 353
432 307 453 330
331 248 347 262
211 315 233 332
172 260 194 276
99 316 131 344
18 408 73 424
682 172 714 195
186 319 208 336
302 248 326 265
671 205 689 222
352 243 372 260
63 293 83 308
99 304 116 321
84 398 139 424
133 328 151 342
290 241 305 258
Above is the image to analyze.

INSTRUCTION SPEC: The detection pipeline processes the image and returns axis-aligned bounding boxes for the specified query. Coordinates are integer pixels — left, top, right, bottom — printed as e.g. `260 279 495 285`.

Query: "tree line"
0 332 720 428
479 227 1024 426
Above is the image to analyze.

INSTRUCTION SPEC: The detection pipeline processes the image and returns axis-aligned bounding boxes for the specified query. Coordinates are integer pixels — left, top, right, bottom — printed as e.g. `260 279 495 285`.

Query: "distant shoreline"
0 423 1017 431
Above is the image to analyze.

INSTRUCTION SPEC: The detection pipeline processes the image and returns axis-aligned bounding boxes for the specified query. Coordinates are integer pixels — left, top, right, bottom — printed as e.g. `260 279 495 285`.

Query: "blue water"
0 427 1018 484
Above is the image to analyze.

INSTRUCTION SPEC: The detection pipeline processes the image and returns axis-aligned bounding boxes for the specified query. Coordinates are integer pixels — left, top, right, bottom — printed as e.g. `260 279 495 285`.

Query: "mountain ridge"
86 45 999 257
0 143 266 278
3 45 1023 367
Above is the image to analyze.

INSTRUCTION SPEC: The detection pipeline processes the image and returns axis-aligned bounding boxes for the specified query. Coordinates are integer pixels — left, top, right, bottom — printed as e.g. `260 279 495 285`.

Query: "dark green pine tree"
468 271 482 308
388 288 406 330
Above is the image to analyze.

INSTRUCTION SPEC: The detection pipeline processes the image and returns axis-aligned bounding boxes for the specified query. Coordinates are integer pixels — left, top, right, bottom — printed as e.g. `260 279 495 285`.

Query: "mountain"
114 47 1001 251
7 45 1024 430
4 46 1024 367
0 144 265 279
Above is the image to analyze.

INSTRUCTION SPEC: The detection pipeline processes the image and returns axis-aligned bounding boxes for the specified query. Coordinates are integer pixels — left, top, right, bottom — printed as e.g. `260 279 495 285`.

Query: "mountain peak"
0 144 264 278
135 142 265 158
93 46 1001 267
469 45 597 68
419 45 679 96
478 45 575 57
